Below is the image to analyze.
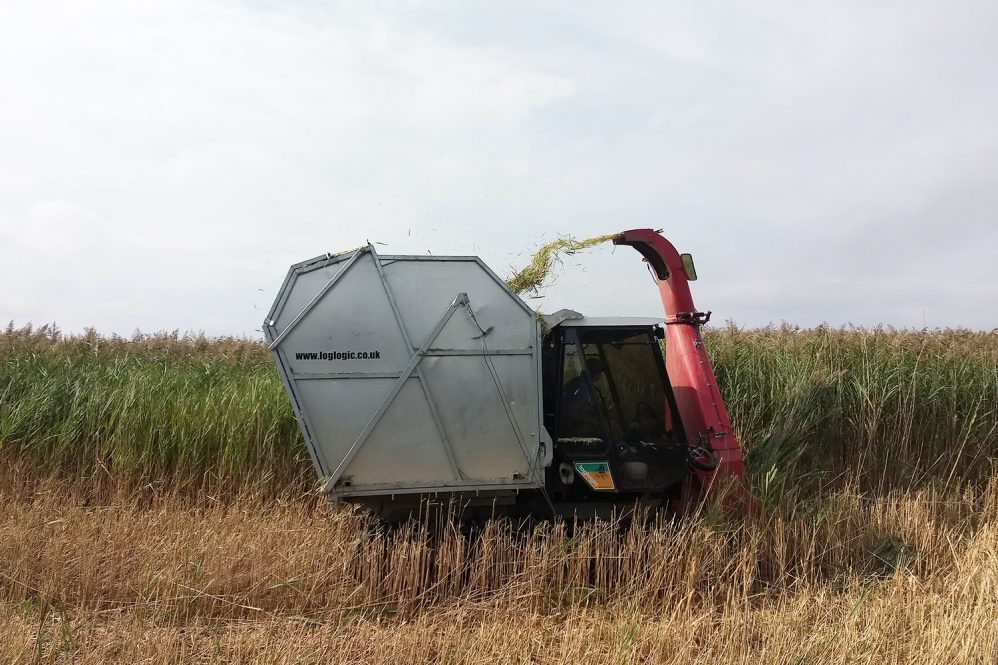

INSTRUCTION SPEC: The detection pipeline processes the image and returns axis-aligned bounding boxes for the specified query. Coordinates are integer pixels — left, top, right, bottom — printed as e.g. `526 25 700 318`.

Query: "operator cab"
541 316 709 506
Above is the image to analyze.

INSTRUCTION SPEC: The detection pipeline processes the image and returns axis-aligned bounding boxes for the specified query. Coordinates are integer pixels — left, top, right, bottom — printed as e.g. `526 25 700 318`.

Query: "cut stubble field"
1 324 997 663
3 466 998 663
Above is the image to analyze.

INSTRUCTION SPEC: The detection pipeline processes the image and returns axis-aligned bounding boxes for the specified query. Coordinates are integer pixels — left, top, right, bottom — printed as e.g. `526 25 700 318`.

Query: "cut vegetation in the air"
505 232 621 294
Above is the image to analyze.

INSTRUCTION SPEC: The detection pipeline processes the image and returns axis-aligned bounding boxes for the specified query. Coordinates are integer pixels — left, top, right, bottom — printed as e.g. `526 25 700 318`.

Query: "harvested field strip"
4 591 998 664
2 474 997 663
2 324 996 494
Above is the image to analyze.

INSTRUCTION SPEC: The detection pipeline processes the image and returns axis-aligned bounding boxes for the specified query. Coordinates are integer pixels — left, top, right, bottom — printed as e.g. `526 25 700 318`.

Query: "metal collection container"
264 245 550 500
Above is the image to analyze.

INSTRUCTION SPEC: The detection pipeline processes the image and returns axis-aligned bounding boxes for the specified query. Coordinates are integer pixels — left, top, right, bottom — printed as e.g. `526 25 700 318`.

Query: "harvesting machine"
264 229 751 520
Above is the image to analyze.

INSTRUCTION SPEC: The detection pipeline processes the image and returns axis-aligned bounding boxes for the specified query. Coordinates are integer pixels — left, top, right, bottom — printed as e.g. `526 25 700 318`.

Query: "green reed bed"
1 323 996 496
0 324 300 485
707 325 998 498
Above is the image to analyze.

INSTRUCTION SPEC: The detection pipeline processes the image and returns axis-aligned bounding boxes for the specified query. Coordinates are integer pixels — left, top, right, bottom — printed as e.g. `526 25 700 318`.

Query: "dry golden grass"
3 458 997 663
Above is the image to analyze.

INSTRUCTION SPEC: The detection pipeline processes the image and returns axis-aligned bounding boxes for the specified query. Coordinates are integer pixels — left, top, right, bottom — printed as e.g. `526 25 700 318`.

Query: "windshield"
558 329 674 443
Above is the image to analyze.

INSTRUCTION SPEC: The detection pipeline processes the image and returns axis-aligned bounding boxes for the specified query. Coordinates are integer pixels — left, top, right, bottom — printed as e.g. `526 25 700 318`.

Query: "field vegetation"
1 323 997 662
2 322 995 497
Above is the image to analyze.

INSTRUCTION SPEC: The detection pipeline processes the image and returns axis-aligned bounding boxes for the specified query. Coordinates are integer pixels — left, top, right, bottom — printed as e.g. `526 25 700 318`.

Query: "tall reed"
2 322 995 497
706 324 998 498
0 324 301 489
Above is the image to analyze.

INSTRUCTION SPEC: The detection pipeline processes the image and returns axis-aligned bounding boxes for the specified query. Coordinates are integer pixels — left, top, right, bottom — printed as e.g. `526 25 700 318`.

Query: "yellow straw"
506 233 621 295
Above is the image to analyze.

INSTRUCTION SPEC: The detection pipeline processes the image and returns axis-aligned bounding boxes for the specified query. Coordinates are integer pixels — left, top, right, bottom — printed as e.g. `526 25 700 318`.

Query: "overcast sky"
2 0 996 336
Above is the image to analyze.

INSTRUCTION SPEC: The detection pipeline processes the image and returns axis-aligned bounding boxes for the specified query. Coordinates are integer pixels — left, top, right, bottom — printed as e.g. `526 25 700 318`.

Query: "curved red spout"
614 229 754 510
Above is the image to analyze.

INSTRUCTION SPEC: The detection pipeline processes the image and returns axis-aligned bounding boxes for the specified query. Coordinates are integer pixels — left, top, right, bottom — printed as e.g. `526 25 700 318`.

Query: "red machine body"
614 229 752 509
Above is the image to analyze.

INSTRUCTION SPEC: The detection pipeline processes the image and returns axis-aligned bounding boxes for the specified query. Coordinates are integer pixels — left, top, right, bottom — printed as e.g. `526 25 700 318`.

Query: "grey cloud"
1 0 996 334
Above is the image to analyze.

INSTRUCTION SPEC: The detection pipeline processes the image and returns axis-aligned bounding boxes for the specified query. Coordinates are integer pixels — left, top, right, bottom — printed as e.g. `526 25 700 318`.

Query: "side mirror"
681 253 698 281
